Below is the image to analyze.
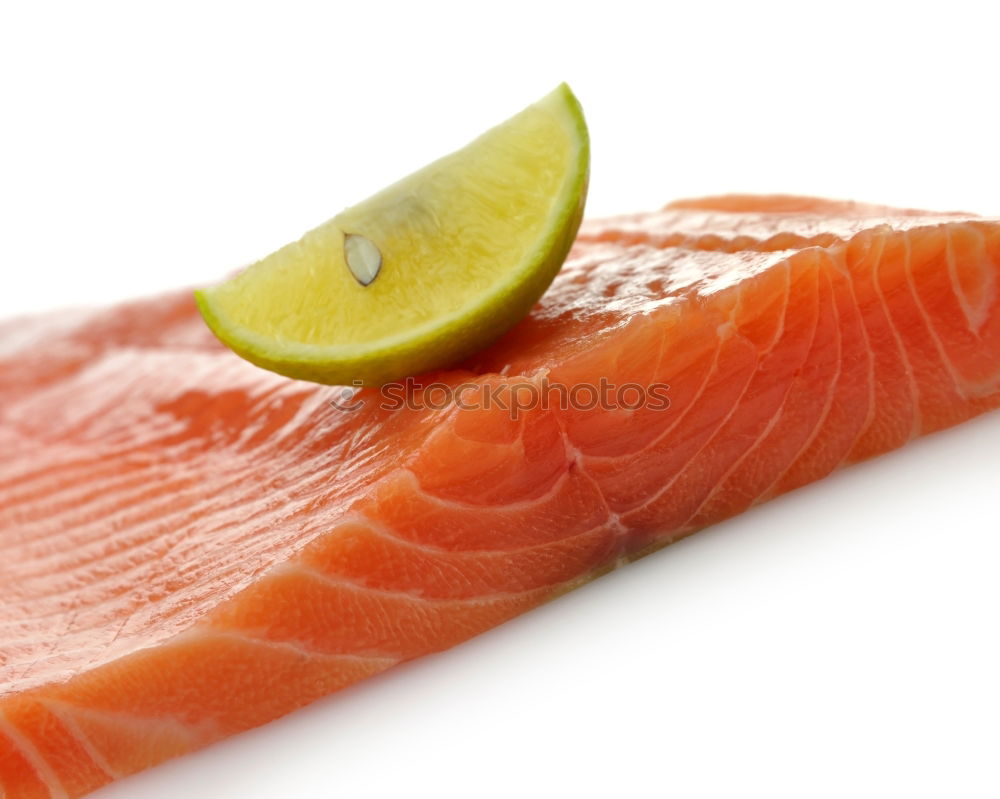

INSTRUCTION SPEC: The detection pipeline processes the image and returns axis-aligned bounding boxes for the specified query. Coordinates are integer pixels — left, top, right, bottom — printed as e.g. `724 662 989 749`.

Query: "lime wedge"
195 83 589 385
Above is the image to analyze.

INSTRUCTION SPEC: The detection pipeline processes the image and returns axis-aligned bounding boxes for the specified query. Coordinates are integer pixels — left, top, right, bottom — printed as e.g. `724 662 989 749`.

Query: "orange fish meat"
2 195 999 798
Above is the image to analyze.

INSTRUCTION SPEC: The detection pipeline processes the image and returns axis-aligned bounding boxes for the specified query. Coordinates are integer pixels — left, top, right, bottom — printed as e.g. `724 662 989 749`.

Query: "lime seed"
344 234 382 286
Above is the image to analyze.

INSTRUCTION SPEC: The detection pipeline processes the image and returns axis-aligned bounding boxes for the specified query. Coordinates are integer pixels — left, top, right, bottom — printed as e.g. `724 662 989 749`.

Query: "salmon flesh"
2 195 999 798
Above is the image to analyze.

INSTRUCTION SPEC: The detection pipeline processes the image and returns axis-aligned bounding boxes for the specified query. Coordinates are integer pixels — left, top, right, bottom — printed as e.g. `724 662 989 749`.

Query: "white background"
2 2 999 797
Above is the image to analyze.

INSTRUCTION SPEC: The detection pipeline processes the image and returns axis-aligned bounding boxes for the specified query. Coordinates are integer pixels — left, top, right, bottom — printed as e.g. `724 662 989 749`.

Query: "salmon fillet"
2 195 999 798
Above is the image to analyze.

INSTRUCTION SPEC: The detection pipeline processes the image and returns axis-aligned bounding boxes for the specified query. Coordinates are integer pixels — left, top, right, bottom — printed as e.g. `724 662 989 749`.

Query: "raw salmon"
2 195 999 798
